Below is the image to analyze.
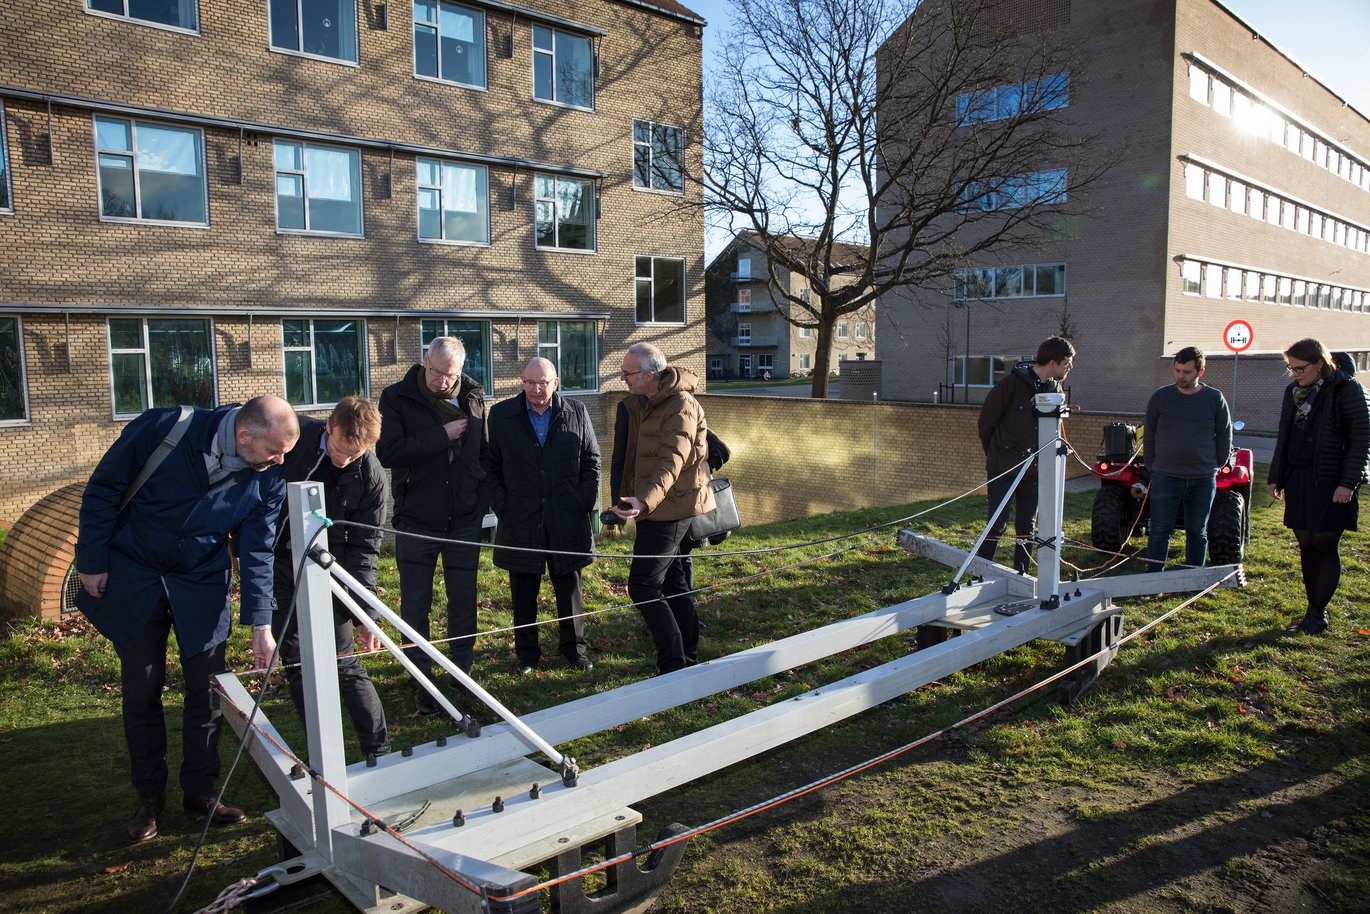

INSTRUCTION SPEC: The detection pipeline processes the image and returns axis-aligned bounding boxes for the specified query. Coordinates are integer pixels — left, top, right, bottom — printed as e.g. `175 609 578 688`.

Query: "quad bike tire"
1091 484 1130 554
1207 488 1246 565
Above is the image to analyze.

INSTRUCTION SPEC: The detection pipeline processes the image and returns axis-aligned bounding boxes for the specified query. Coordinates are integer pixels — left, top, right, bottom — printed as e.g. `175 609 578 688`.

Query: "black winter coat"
376 365 488 531
978 363 1061 476
274 416 389 612
486 393 600 577
1269 372 1370 491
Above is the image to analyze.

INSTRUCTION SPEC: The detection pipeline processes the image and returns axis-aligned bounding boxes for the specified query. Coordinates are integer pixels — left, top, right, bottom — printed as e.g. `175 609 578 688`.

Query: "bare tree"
701 0 1109 397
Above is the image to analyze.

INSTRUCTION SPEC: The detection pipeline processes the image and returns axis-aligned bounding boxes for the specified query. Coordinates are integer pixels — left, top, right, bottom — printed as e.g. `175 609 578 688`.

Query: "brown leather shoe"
182 794 246 825
128 796 163 842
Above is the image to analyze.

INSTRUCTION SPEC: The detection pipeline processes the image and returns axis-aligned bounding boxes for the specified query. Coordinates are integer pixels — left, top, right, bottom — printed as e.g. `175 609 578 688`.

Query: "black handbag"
688 477 740 545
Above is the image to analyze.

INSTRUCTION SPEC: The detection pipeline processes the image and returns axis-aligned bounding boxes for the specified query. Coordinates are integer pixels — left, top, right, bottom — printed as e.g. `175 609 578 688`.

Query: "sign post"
1223 319 1254 420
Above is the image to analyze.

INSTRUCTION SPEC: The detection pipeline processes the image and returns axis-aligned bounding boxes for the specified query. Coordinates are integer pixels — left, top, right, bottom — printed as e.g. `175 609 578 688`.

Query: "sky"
686 0 1370 260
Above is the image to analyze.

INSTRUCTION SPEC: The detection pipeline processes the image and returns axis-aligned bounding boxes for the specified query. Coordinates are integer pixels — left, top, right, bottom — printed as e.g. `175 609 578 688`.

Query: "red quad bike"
1089 423 1253 565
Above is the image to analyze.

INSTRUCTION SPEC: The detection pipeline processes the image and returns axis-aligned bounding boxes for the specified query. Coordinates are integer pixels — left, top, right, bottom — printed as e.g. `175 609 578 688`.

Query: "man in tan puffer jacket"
612 342 715 674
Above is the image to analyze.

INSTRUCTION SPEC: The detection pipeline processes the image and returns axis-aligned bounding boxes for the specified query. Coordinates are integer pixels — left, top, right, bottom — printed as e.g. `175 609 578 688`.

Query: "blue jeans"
1146 473 1217 571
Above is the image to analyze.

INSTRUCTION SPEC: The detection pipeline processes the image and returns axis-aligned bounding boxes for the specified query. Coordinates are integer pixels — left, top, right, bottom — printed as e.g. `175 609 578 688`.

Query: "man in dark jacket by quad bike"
976 336 1076 572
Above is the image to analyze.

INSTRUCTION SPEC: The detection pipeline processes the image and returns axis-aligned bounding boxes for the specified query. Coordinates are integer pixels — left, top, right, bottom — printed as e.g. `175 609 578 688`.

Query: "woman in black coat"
1267 339 1370 634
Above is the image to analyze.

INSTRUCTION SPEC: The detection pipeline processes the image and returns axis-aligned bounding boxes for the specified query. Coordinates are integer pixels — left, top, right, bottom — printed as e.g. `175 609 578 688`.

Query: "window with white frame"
534 173 594 251
632 120 683 193
0 108 11 213
837 322 849 338
275 140 362 236
855 323 866 339
735 256 750 279
537 320 596 391
737 323 751 342
419 319 491 388
1181 259 1201 295
108 317 214 417
270 0 357 62
798 353 811 370
708 357 722 377
417 157 488 244
739 354 752 377
954 355 1021 387
532 25 593 109
798 326 812 338
758 354 773 373
87 0 198 31
635 256 685 323
282 318 367 407
414 0 485 87
0 316 27 424
95 116 206 224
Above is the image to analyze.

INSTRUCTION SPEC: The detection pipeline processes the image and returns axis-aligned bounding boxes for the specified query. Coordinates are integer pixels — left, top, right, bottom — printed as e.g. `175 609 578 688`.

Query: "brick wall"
697 393 1136 527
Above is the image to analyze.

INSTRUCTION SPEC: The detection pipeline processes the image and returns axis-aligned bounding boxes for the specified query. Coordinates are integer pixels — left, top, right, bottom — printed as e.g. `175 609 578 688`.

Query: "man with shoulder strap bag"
76 397 299 842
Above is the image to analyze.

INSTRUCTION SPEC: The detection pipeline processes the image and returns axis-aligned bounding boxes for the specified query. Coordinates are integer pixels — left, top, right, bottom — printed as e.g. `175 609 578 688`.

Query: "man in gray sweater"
1143 347 1233 571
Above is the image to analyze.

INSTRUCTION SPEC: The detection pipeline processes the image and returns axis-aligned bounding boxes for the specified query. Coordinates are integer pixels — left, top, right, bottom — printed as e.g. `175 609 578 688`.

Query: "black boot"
1297 608 1329 635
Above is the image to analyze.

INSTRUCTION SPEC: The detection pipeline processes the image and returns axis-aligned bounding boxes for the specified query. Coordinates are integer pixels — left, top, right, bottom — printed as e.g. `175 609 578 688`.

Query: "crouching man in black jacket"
273 395 390 757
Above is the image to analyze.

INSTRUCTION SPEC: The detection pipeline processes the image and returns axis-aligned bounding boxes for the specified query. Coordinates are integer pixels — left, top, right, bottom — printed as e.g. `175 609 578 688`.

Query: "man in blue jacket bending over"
77 395 299 842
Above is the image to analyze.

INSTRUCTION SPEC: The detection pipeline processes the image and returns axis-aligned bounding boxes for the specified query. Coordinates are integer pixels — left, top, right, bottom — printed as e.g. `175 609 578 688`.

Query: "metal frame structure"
216 392 1242 913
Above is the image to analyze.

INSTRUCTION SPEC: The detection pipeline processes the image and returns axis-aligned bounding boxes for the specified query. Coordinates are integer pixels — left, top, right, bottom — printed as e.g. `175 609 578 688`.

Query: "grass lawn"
1 463 1366 913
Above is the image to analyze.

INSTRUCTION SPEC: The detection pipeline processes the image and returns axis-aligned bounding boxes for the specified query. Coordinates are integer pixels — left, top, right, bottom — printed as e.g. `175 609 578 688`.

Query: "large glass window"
282 318 366 406
95 117 206 224
108 318 214 417
87 0 198 30
633 120 683 193
953 355 1021 388
536 320 596 391
954 263 1065 300
419 319 491 389
0 317 27 424
534 174 594 251
414 0 485 87
0 108 11 214
957 74 1068 124
635 256 685 323
270 0 357 62
417 158 488 244
532 25 593 109
963 169 1066 211
275 140 362 236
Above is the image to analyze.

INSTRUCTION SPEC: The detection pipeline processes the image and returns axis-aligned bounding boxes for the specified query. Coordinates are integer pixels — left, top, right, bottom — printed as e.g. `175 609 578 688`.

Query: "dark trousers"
396 514 482 679
976 470 1038 572
272 582 389 756
116 598 226 801
510 569 588 666
628 517 698 674
1145 472 1216 571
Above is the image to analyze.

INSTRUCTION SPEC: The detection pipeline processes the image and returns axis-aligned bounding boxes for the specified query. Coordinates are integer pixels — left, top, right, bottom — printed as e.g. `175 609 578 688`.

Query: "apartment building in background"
876 0 1370 430
704 232 875 380
0 0 706 524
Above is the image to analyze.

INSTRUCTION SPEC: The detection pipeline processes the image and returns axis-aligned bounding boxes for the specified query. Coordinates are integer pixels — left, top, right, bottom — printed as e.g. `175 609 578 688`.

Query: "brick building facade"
0 0 706 525
704 232 876 380
876 0 1370 430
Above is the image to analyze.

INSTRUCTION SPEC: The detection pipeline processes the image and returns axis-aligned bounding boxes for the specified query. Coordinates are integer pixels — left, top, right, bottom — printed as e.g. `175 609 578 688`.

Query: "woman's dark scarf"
1291 376 1325 427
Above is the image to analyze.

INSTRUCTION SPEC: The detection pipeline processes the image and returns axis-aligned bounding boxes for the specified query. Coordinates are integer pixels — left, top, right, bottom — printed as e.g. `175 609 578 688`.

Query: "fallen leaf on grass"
104 863 129 875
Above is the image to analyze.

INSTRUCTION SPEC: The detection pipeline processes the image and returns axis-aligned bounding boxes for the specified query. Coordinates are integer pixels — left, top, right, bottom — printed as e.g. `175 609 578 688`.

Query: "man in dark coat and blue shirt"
486 357 599 673
272 395 390 757
377 337 489 715
77 395 299 842
1144 347 1233 571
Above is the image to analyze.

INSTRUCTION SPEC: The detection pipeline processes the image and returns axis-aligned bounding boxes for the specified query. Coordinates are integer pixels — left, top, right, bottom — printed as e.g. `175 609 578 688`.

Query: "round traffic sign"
1223 319 1253 353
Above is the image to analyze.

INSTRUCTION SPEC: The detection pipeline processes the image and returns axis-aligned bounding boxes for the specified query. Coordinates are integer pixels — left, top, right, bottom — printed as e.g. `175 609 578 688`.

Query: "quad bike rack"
216 393 1243 914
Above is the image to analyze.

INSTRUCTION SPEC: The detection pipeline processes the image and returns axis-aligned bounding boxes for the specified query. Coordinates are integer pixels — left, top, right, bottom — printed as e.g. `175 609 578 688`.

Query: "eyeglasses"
425 362 459 382
619 370 644 381
522 378 552 388
1285 362 1315 375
